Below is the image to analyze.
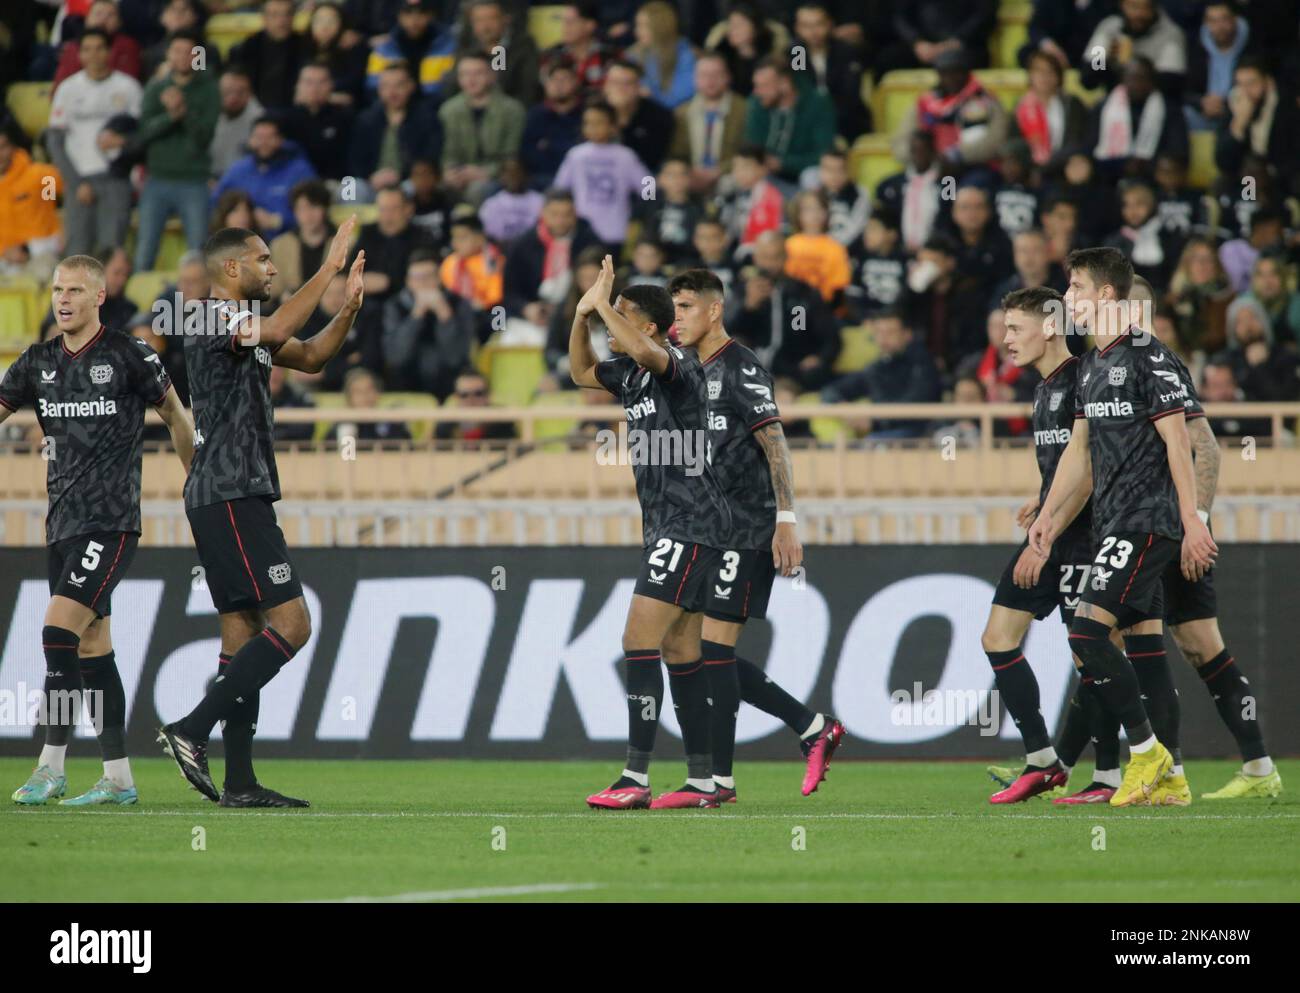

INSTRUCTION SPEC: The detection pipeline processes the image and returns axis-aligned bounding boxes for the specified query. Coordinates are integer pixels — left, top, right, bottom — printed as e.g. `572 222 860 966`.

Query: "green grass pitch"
2 757 1297 902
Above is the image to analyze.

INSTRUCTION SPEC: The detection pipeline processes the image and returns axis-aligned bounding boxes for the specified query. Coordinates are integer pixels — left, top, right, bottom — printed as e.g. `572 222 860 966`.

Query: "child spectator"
812 149 870 248
846 207 907 322
718 143 785 261
553 101 652 247
637 157 705 265
621 237 671 288
1153 154 1208 240
784 190 852 307
1105 179 1181 290
441 212 505 343
479 160 545 244
328 367 412 445
405 158 454 250
992 140 1040 239
685 217 740 298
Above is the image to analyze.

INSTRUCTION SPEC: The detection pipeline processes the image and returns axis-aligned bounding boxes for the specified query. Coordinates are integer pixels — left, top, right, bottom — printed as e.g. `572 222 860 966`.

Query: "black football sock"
1198 649 1268 762
1053 675 1092 769
78 652 126 762
702 641 740 779
180 627 295 742
1126 634 1181 765
666 659 712 784
217 652 260 792
623 649 663 776
1085 676 1122 772
736 656 815 736
985 648 1051 754
42 626 83 747
1069 618 1154 744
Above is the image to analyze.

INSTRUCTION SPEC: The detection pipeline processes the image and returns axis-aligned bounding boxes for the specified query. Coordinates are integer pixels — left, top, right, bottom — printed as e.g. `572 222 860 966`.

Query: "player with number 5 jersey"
1 255 195 807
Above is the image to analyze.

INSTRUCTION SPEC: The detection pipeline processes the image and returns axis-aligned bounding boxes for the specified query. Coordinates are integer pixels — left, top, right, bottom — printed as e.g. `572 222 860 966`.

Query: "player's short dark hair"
203 227 259 266
79 28 112 47
1001 285 1062 318
618 283 675 339
1065 246 1133 298
290 178 330 210
668 268 725 300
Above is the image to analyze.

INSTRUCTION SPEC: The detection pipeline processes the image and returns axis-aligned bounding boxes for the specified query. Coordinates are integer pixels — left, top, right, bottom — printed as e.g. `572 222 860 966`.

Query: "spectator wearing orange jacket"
0 128 63 281
784 189 851 309
440 213 504 344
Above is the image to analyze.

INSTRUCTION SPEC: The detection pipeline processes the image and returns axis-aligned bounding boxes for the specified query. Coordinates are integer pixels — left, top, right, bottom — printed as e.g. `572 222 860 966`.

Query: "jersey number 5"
81 540 104 572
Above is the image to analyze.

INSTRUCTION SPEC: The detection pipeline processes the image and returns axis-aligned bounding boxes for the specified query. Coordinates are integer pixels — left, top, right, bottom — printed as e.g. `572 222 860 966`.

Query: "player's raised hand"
576 255 615 317
1015 495 1040 530
1012 543 1045 589
327 214 358 272
1181 515 1219 582
772 521 802 577
344 251 366 312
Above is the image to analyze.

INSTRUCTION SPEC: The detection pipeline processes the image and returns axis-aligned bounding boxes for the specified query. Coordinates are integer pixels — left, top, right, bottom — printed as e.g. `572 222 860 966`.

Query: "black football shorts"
1161 551 1217 625
187 496 303 614
702 547 777 622
992 532 1094 627
633 538 723 612
48 531 139 618
1078 532 1176 629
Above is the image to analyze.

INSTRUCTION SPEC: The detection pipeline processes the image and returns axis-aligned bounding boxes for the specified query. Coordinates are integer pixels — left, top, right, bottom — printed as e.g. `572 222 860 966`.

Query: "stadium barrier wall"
0 546 1294 760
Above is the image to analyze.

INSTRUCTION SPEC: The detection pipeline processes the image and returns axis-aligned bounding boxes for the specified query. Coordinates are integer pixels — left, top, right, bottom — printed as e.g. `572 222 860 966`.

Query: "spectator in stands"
355 185 436 309
891 49 1008 182
435 369 517 442
0 126 61 283
991 141 1041 240
438 50 526 203
284 62 353 182
382 249 469 398
1220 207 1286 294
212 116 317 241
210 66 264 181
340 0 406 43
405 158 453 249
368 0 458 100
270 179 334 304
708 4 787 98
1216 56 1300 197
129 248 209 402
521 57 584 191
209 189 256 238
1152 153 1207 240
1040 193 1082 267
744 57 835 190
1108 178 1182 287
877 130 943 254
302 1 368 107
621 237 671 288
819 310 942 438
129 29 218 271
730 230 840 389
813 150 870 248
602 59 675 174
140 0 214 82
479 160 544 244
541 2 620 96
266 364 316 443
544 245 608 384
1235 254 1300 347
1020 0 1114 77
900 232 988 370
635 157 704 265
53 0 142 89
846 206 907 322
296 272 368 388
504 188 601 338
1168 235 1233 353
328 367 413 444
1088 55 1188 181
553 101 651 247
718 143 785 260
931 374 985 448
47 29 141 258
627 1 697 110
230 0 305 111
992 227 1064 305
1185 0 1257 130
1051 148 1119 242
1011 48 1089 171
773 375 814 440
877 0 996 74
789 2 871 142
1200 358 1274 436
446 0 540 106
685 217 740 297
668 52 748 196
1081 0 1187 95
350 61 443 199
946 184 1014 296
784 190 852 307
441 212 504 342
1222 294 1300 400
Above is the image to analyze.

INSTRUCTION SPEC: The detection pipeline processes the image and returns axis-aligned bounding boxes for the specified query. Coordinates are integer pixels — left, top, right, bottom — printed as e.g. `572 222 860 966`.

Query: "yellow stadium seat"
531 390 583 447
974 69 1027 114
329 204 379 228
527 6 567 50
0 290 34 349
832 323 878 374
6 82 53 139
1188 130 1218 191
875 70 936 137
126 219 190 274
803 391 853 443
848 133 901 199
383 391 437 443
126 271 175 314
484 346 546 407
993 1 1032 69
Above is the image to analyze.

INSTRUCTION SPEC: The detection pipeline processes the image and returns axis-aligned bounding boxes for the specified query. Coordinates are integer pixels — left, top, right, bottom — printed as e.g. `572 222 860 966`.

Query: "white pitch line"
4 809 1297 822
311 882 604 903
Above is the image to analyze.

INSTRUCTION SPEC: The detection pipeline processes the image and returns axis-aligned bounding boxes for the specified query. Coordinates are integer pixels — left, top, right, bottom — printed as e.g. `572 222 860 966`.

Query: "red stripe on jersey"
749 416 780 432
1149 408 1184 422
1042 355 1078 384
153 380 173 406
703 339 736 365
0 396 16 411
60 324 105 359
226 501 263 600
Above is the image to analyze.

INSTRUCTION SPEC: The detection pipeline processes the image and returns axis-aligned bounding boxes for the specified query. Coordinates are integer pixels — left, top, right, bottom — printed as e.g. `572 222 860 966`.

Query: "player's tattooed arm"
755 421 803 575
1155 412 1219 580
273 251 366 373
1030 420 1091 556
1188 417 1220 514
155 387 195 472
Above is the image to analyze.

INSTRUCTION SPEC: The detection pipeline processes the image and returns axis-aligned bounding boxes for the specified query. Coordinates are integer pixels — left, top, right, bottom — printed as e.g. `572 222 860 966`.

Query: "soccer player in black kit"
2 255 194 806
668 268 845 801
572 256 733 810
158 217 366 807
1031 248 1217 807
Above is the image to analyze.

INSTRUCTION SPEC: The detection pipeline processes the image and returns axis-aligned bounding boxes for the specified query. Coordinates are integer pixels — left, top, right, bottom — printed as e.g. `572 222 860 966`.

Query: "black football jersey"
0 325 172 543
1032 354 1091 544
183 299 282 510
1074 330 1197 540
594 344 731 548
702 338 781 551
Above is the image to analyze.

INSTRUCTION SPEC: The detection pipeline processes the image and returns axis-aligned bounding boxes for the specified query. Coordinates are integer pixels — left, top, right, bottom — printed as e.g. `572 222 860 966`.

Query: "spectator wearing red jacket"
53 0 142 90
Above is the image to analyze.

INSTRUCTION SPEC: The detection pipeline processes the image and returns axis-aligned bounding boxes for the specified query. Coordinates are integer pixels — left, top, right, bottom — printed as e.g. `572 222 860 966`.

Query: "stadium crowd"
2 0 1299 445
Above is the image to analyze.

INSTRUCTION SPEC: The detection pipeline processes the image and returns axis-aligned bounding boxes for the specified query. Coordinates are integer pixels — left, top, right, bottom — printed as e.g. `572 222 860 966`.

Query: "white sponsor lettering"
1034 427 1072 446
38 397 118 417
1083 399 1134 418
